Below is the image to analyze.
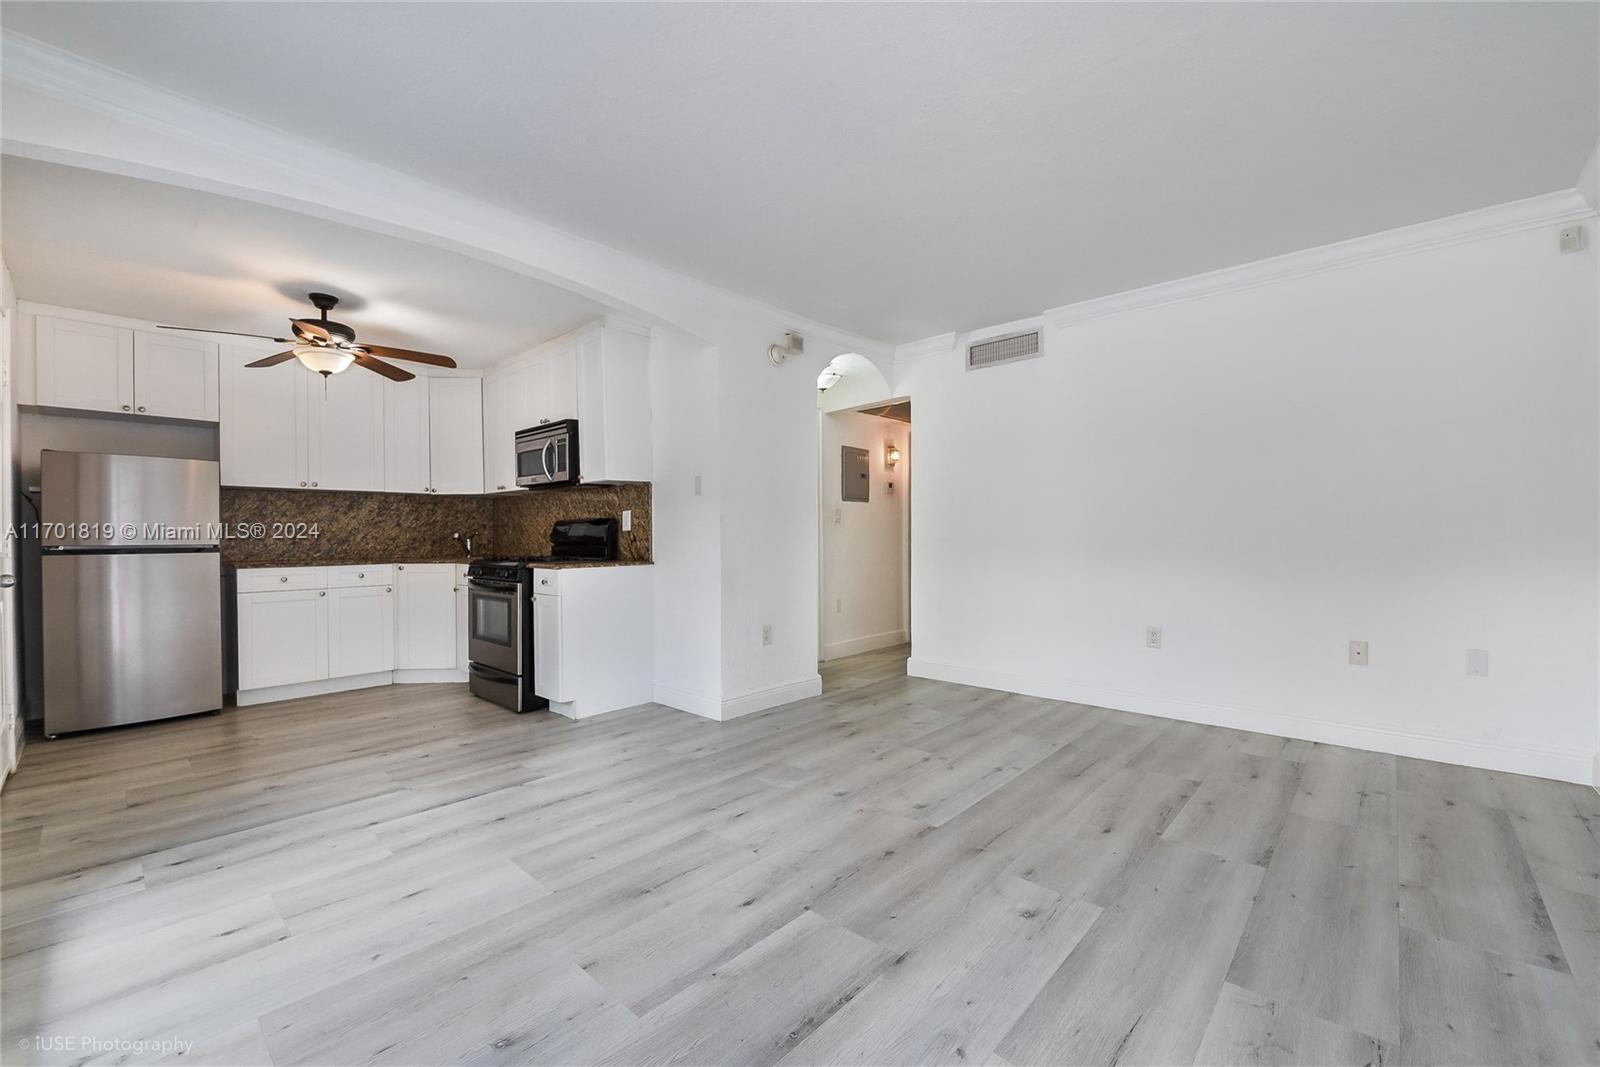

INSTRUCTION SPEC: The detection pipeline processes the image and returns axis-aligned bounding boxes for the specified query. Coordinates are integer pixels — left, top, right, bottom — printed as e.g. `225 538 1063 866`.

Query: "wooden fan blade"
245 351 297 368
160 325 295 342
356 344 457 368
354 352 415 382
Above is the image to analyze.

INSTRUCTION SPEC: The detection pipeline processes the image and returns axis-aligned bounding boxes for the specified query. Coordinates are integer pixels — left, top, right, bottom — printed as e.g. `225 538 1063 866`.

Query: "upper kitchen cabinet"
220 343 309 489
221 343 389 492
573 321 650 483
482 319 651 487
426 377 484 494
34 316 134 414
131 331 220 420
309 367 386 491
34 316 219 421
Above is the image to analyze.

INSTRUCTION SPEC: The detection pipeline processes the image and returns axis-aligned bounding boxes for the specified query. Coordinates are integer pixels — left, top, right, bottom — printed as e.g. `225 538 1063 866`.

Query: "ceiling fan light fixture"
293 344 354 377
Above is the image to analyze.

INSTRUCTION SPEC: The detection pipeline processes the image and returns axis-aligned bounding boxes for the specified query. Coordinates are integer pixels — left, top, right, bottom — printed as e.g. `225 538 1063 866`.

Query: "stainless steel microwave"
515 419 579 487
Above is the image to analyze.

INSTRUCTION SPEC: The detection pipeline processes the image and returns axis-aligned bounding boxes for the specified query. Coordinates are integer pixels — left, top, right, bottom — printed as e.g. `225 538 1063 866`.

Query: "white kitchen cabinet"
427 378 484 494
482 363 525 493
34 316 134 415
309 367 386 491
132 330 219 420
543 340 578 423
396 563 457 669
531 565 652 718
221 343 311 488
383 378 431 494
328 584 396 677
533 591 566 704
455 565 470 673
237 586 329 690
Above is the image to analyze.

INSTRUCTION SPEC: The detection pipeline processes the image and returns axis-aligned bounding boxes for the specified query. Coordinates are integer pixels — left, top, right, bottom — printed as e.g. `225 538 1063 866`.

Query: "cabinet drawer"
327 564 394 589
531 568 562 595
238 567 326 593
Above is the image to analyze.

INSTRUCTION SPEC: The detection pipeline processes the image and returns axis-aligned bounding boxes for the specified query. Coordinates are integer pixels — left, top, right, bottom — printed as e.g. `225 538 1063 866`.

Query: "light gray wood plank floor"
3 643 1597 1066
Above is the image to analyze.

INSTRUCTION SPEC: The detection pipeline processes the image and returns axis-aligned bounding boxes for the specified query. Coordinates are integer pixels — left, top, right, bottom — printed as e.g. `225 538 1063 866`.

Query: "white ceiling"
3 3 1596 343
0 157 611 367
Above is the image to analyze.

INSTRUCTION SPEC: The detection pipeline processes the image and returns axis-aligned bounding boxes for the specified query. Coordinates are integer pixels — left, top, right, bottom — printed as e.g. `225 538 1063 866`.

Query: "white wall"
649 327 723 716
820 410 909 659
898 221 1599 784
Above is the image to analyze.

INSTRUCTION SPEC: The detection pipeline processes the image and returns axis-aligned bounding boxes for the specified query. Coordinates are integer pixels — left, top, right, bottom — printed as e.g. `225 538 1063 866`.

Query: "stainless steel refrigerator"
40 451 223 737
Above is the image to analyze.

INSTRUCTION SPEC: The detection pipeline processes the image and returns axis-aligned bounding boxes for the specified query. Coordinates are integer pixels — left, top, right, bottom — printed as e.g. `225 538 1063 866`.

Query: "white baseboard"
823 629 908 661
392 669 468 684
719 674 823 721
907 657 1591 785
654 682 722 721
236 671 394 707
237 668 467 706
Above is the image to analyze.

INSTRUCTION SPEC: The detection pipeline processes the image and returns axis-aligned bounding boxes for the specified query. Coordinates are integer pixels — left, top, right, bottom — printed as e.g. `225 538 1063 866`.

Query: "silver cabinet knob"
280 576 289 583
398 565 405 571
386 587 392 593
121 404 131 411
0 575 15 589
497 485 506 490
137 406 147 413
357 572 365 578
299 481 307 487
318 591 326 597
311 482 318 487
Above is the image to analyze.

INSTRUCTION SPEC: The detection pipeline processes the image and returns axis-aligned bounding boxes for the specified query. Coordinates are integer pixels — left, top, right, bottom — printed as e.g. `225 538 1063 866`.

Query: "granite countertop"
524 560 653 569
230 559 473 568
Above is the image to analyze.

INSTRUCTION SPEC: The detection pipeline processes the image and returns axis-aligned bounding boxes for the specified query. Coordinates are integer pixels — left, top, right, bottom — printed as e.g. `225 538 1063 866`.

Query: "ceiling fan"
159 292 457 381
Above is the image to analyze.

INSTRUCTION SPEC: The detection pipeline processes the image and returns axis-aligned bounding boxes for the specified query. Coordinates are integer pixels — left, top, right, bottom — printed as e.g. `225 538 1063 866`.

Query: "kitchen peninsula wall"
221 482 651 565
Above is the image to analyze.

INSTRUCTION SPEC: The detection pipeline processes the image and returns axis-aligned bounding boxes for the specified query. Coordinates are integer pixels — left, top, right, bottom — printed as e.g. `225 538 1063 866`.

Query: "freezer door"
41 452 220 547
43 551 223 735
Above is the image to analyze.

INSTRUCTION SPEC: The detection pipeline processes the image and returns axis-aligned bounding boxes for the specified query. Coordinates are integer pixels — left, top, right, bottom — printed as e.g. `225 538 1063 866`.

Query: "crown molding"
1045 189 1596 329
0 31 892 362
892 333 957 362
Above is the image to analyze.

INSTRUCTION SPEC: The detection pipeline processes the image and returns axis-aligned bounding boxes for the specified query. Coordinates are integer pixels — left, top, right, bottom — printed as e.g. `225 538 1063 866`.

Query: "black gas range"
464 518 619 712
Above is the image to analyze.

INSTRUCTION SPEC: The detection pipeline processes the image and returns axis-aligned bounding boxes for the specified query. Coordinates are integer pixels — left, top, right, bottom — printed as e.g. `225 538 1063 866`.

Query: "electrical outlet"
761 623 773 647
622 509 632 532
1560 223 1587 254
1349 640 1369 666
1466 648 1490 677
1145 626 1162 649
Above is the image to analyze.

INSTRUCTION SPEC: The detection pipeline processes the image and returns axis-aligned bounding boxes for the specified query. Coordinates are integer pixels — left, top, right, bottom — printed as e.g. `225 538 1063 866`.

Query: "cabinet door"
482 365 523 493
546 337 578 423
237 588 329 690
524 350 553 427
328 584 396 677
132 330 219 421
384 377 431 494
35 317 134 414
427 377 484 494
396 564 458 669
455 570 470 673
220 344 309 488
533 593 565 702
309 368 386 490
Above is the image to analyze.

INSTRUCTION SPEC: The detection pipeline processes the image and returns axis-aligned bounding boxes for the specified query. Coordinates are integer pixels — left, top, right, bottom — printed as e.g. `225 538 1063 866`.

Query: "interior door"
132 330 219 420
309 369 385 490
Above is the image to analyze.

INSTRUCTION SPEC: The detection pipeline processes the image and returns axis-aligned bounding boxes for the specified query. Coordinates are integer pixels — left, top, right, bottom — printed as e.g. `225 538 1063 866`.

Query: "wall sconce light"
885 443 901 470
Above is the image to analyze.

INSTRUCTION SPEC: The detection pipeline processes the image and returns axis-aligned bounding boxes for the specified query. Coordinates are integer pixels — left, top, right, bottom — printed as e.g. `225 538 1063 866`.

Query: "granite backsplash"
221 483 651 566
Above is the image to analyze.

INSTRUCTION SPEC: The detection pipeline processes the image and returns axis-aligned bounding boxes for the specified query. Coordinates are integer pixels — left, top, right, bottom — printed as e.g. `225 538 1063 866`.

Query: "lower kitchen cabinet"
237 586 330 691
455 566 470 673
236 563 461 705
328 584 396 677
531 565 652 719
396 564 457 670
